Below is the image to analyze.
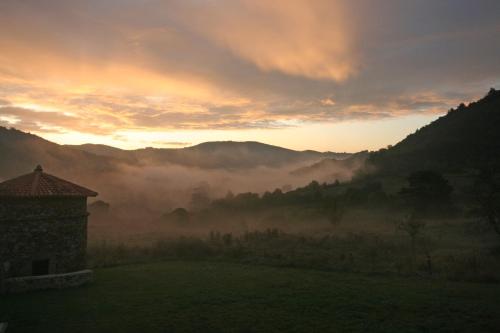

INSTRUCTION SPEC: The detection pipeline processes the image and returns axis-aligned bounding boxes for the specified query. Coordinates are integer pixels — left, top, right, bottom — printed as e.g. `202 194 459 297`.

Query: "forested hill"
70 141 349 169
368 88 500 175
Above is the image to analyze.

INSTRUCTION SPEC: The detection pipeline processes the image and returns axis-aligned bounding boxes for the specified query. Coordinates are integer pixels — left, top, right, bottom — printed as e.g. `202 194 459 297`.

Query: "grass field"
1 261 500 333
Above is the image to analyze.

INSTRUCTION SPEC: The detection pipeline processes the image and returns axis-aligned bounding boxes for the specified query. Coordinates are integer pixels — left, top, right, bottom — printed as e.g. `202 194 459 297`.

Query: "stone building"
0 165 97 293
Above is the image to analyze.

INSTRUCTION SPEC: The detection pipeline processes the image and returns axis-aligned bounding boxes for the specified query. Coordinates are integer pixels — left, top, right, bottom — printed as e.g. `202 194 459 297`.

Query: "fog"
90 157 359 214
84 156 363 241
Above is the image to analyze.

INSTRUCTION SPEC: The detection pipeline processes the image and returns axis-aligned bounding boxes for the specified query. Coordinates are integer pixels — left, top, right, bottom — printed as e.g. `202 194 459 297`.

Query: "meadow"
86 205 500 284
2 261 500 333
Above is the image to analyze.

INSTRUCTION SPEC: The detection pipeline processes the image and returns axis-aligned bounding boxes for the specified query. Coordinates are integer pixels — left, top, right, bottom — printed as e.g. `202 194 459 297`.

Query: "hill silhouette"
291 151 369 183
368 88 500 175
0 127 347 178
69 141 347 169
0 127 118 182
0 128 354 210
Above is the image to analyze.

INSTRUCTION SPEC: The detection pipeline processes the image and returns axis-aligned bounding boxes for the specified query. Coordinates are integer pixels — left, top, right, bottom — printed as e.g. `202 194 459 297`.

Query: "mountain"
69 141 349 169
0 128 352 209
0 127 118 182
367 88 500 175
291 151 369 182
0 127 348 181
68 144 140 165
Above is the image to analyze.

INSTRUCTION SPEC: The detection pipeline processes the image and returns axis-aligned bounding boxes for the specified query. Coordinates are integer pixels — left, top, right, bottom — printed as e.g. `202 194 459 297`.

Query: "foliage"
471 168 500 238
323 199 344 225
368 88 500 175
210 179 390 223
397 213 426 269
399 170 453 216
161 207 190 225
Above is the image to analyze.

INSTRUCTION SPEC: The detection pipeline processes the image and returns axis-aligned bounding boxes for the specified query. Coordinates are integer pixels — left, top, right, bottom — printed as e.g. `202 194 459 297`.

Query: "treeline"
170 166 499 240
211 179 388 211
209 170 452 218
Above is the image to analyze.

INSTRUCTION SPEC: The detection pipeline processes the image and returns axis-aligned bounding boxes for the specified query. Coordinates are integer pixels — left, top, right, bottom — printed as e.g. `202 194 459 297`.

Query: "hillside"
0 128 347 181
291 151 369 182
70 141 348 169
70 143 138 162
0 127 118 182
368 88 500 175
0 128 355 210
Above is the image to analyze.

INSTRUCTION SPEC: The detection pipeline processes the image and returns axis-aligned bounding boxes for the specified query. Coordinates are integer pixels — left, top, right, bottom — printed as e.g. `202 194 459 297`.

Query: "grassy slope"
1 261 500 333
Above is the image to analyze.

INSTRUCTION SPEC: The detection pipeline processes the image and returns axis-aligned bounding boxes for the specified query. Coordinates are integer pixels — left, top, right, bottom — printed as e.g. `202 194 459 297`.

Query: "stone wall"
0 197 89 278
2 269 93 294
0 197 87 221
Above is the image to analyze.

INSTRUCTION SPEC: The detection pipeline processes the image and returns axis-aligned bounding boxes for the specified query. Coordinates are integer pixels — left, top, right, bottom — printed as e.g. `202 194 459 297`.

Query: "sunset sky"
0 0 499 152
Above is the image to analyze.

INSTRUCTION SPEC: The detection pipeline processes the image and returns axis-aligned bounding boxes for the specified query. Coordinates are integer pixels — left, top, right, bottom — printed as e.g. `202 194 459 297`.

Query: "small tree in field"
324 199 344 225
398 213 426 270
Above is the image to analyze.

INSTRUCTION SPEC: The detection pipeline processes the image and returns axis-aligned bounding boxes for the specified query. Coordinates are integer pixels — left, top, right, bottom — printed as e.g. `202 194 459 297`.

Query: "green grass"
1 261 500 332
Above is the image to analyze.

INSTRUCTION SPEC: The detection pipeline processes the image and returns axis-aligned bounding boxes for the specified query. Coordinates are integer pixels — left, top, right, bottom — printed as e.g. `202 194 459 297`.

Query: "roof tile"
0 165 98 197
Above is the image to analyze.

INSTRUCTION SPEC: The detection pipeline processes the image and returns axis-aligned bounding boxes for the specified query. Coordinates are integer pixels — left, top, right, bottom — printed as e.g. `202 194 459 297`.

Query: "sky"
0 0 499 152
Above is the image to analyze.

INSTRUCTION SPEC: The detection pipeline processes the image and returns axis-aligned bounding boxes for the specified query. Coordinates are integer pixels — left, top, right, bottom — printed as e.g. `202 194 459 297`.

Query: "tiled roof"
0 165 98 198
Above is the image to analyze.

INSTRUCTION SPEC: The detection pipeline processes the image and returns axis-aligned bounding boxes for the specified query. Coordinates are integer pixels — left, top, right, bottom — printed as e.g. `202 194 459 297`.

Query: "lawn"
1 261 500 332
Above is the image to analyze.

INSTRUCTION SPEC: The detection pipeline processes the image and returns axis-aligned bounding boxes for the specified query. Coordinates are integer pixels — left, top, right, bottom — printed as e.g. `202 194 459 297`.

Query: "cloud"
179 0 356 81
0 105 99 134
151 141 191 147
0 0 499 144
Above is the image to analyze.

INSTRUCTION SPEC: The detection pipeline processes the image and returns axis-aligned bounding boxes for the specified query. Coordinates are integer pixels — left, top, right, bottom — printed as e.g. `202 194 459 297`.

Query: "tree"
398 213 426 270
472 168 500 238
0 263 5 293
225 191 235 200
400 170 453 216
261 188 284 205
162 207 190 224
88 200 110 217
190 186 211 211
324 199 344 225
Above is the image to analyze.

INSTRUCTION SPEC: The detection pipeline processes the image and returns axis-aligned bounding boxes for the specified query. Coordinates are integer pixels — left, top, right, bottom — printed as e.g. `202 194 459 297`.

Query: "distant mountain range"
0 128 355 208
67 141 351 169
0 127 349 182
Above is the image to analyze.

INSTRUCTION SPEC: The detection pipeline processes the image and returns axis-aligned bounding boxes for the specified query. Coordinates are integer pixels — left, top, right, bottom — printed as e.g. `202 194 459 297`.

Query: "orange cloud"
0 0 497 151
184 0 356 81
